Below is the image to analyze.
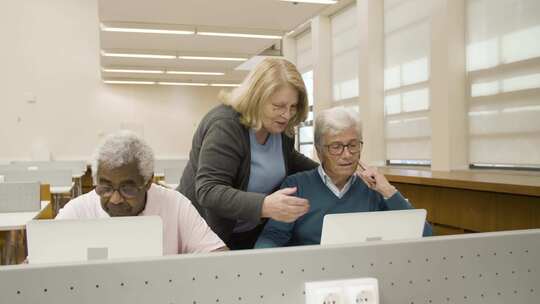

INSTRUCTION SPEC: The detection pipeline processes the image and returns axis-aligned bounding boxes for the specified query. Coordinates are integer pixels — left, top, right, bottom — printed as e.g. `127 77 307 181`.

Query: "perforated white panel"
1 230 538 304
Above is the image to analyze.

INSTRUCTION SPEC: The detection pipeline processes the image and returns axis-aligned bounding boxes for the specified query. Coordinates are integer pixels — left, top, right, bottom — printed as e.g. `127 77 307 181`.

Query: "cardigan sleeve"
283 134 319 175
195 118 265 222
254 177 298 248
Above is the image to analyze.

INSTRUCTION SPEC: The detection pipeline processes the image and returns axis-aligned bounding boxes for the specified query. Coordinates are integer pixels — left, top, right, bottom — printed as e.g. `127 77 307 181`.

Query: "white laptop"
27 216 163 264
320 209 427 245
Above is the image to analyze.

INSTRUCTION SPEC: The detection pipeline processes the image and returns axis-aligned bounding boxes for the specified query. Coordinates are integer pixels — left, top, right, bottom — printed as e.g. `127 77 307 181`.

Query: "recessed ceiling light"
102 68 164 74
178 55 247 62
210 83 241 87
104 80 155 85
158 82 209 86
166 71 225 76
197 32 281 39
100 24 194 35
279 0 337 4
101 51 176 59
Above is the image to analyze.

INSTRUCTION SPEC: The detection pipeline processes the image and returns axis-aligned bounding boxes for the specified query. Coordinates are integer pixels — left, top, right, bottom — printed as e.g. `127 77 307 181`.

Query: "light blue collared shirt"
317 165 357 199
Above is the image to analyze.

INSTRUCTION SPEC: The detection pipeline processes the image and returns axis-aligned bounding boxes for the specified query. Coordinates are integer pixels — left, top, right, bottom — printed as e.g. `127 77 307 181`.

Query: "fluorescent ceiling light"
210 83 241 87
158 82 209 86
279 0 337 3
101 23 278 39
104 80 155 85
178 55 247 62
101 51 176 59
197 32 281 39
103 68 164 74
166 71 225 76
101 25 194 35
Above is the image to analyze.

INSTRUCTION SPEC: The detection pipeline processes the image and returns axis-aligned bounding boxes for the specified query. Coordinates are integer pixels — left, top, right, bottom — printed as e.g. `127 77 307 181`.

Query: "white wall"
0 0 221 161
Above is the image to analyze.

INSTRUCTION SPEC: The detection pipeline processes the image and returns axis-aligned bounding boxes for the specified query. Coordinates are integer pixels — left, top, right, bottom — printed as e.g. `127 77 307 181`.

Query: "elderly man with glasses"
56 131 227 254
255 107 432 248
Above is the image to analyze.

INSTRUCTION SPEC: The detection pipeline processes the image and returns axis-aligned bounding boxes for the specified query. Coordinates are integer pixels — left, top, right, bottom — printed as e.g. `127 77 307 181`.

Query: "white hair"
92 130 154 182
314 107 363 149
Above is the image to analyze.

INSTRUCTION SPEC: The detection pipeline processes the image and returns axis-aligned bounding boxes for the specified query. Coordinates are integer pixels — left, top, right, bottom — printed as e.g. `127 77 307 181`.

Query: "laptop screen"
27 216 163 264
320 209 427 245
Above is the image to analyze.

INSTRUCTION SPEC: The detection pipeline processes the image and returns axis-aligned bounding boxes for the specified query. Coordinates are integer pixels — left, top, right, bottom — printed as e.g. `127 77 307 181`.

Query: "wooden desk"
0 201 50 265
0 201 49 231
379 167 540 235
72 173 83 197
50 184 75 216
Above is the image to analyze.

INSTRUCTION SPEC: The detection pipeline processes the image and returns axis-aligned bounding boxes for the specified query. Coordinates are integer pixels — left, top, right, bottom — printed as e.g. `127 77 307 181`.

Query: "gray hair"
314 107 363 149
92 130 154 182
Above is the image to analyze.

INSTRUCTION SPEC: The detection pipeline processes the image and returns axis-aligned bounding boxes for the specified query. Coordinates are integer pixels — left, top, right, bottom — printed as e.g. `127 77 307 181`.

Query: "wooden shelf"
377 167 540 235
380 167 540 197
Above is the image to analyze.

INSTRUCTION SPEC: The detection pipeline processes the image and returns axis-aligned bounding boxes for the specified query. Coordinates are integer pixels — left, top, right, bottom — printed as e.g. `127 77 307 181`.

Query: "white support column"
357 0 385 167
430 0 468 171
282 36 297 64
311 16 332 115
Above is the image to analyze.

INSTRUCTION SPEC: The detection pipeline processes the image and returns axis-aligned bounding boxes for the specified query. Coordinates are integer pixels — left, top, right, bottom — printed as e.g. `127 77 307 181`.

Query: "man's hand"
356 161 397 199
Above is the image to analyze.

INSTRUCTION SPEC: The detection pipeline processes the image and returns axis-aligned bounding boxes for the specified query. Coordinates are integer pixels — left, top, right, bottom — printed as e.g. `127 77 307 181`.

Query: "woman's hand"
356 161 397 199
261 187 310 222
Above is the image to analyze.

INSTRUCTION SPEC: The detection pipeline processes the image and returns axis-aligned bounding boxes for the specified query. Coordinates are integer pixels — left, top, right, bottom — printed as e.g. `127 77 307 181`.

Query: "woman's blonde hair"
221 57 309 137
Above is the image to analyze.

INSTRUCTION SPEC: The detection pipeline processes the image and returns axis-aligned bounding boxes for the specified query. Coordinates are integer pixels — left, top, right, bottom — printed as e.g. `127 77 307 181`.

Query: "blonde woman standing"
178 58 318 249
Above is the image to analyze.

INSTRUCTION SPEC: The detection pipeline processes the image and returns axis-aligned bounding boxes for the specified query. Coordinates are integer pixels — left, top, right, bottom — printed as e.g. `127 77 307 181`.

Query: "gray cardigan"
178 104 318 242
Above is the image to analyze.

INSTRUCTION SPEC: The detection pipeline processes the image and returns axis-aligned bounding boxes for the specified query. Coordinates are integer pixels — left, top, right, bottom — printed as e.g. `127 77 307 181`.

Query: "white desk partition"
0 201 49 231
3 161 86 198
8 161 87 176
164 167 184 189
2 169 74 214
0 165 25 172
0 229 538 304
0 182 41 212
2 169 72 188
154 159 188 177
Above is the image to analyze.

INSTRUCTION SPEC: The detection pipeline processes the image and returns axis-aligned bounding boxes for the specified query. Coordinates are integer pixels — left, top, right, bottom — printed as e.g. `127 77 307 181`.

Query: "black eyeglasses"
95 183 146 199
324 140 363 156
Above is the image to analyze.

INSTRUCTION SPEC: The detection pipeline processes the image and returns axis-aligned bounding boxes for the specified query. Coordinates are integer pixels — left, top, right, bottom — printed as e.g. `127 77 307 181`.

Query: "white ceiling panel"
99 0 327 30
98 0 336 83
100 56 248 70
100 32 275 55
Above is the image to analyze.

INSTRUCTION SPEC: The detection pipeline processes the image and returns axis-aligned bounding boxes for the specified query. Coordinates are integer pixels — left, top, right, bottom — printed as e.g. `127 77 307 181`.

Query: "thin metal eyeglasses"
324 140 363 156
272 103 298 116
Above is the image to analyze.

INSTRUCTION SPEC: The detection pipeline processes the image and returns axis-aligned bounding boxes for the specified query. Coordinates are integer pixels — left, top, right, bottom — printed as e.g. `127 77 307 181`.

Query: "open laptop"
320 209 427 245
27 216 163 264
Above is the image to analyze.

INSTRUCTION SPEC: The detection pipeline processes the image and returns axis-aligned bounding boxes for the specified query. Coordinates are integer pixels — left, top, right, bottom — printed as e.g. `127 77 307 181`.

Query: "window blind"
467 0 540 167
331 4 359 102
384 0 432 163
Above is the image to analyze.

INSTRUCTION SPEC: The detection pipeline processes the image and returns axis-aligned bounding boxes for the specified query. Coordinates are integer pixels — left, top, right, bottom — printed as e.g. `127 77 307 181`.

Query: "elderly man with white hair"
56 130 227 254
255 107 432 248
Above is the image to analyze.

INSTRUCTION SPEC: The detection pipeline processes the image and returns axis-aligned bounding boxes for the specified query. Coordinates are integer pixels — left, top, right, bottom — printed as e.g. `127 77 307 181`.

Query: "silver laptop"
320 209 427 245
27 216 163 264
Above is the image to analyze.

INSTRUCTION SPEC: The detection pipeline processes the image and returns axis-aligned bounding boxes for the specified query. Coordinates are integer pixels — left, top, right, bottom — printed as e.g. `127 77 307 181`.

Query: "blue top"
234 129 286 233
255 168 433 247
